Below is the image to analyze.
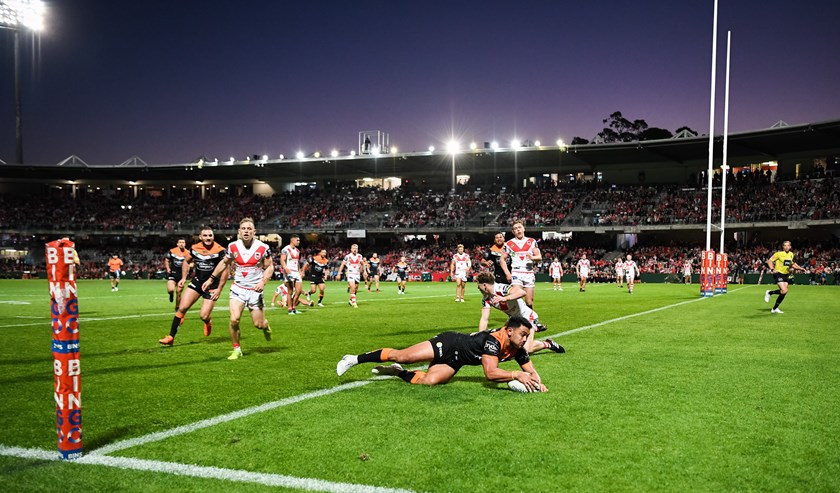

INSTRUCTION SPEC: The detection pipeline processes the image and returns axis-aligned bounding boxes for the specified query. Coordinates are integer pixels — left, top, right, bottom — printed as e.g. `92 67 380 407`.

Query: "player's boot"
336 354 358 376
261 323 272 341
169 292 174 302
535 322 548 333
545 339 565 353
372 363 404 376
159 335 174 346
771 308 784 314
203 320 212 336
764 290 771 303
227 348 243 360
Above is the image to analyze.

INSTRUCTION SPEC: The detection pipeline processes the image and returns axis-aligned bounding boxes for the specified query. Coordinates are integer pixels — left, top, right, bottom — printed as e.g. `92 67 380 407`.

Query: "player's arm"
480 355 542 390
164 256 171 275
450 259 455 277
492 285 526 305
179 256 191 287
791 260 806 272
517 360 547 392
530 246 542 263
478 306 491 332
498 250 512 282
203 255 232 291
336 260 346 277
255 257 274 292
766 254 777 272
280 252 291 275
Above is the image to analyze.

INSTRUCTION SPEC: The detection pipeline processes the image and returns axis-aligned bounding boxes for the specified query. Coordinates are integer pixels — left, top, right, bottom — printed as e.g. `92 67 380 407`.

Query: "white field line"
0 445 416 493
541 284 752 340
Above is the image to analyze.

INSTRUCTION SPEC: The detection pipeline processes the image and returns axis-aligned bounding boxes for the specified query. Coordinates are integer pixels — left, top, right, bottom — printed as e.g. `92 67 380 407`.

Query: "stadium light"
278 154 284 160
390 146 397 154
313 151 321 158
490 141 499 151
262 154 268 161
295 151 304 159
331 149 338 157
1 0 46 164
428 145 435 153
372 145 381 156
511 139 521 149
446 140 460 154
350 150 356 157
534 140 541 147
469 142 477 150
556 138 565 147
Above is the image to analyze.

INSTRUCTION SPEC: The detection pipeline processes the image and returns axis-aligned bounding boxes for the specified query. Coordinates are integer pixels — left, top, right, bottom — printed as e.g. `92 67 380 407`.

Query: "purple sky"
1 0 839 165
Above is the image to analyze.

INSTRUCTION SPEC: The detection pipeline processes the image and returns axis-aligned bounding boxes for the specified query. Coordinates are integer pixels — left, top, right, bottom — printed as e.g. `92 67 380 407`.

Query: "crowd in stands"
3 176 837 233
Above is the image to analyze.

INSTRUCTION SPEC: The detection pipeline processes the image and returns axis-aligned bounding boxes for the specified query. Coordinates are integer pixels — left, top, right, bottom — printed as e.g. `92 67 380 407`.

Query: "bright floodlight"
534 140 541 147
390 146 397 154
278 154 284 160
262 154 268 160
0 0 45 31
428 145 435 152
469 142 477 150
556 139 565 147
313 151 321 158
350 150 356 157
295 151 304 159
446 140 460 154
511 139 521 149
331 149 338 157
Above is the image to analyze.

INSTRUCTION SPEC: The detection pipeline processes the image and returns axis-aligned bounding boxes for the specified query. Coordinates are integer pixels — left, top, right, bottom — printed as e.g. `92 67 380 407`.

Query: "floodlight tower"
1 0 45 164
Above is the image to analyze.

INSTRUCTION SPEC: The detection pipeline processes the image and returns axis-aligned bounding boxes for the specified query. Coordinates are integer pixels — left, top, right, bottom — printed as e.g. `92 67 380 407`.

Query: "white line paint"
0 445 416 493
542 285 752 340
89 380 374 456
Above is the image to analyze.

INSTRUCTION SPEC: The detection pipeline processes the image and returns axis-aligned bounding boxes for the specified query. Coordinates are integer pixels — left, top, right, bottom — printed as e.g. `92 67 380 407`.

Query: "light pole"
1 0 45 164
511 139 521 189
447 140 460 191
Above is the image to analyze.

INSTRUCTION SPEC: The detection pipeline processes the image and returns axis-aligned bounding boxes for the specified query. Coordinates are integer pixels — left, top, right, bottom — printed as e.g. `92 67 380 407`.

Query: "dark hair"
505 315 532 331
476 272 495 284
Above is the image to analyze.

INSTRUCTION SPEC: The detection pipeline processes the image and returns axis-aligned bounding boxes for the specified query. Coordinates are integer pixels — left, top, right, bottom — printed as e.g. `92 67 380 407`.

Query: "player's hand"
515 371 539 391
491 295 505 305
177 280 185 289
254 280 265 292
201 279 211 291
209 289 220 301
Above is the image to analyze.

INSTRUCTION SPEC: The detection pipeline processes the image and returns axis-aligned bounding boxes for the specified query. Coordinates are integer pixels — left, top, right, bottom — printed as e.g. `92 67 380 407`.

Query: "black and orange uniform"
484 244 512 284
368 258 380 277
187 241 226 299
307 256 329 285
769 250 795 284
396 262 409 280
165 247 192 282
358 327 530 384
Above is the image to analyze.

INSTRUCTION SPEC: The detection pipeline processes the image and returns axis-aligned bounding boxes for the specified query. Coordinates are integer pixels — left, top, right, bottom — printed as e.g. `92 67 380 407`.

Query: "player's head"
782 240 791 251
581 253 587 259
351 243 358 253
511 222 525 238
457 244 464 253
111 254 118 258
626 254 632 260
494 232 505 246
176 238 186 249
400 256 407 262
371 252 378 259
504 315 533 349
289 234 300 246
199 226 214 246
319 249 327 258
476 272 495 294
238 217 256 241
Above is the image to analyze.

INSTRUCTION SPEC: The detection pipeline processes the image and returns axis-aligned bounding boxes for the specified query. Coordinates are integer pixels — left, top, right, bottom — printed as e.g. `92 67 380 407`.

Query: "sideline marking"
543 285 752 340
0 445 416 493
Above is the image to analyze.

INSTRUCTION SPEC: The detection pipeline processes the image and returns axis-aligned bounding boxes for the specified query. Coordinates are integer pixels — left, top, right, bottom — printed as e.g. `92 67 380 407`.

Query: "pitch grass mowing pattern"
0 279 838 492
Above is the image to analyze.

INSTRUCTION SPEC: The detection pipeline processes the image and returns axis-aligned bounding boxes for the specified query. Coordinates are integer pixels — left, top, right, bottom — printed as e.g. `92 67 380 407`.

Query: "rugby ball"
507 380 532 393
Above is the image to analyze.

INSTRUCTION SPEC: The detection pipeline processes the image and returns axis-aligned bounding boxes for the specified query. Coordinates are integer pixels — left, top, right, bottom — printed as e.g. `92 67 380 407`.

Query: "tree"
639 127 673 140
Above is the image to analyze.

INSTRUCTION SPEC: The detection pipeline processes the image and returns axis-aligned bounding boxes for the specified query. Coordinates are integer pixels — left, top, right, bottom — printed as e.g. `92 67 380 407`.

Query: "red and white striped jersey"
344 252 364 277
623 259 638 274
227 239 271 288
577 258 591 272
452 253 471 273
549 261 563 277
280 245 300 275
504 237 538 273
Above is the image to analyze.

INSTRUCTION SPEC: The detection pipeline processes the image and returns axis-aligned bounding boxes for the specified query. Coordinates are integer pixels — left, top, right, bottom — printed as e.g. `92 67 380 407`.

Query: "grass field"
1 278 838 492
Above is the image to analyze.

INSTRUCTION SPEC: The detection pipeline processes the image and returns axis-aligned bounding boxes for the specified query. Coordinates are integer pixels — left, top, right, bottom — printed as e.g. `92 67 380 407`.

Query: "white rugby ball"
507 380 532 393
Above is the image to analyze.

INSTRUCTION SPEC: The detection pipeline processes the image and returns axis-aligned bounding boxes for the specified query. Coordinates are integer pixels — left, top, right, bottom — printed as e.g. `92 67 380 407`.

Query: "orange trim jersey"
189 242 226 283
165 247 192 271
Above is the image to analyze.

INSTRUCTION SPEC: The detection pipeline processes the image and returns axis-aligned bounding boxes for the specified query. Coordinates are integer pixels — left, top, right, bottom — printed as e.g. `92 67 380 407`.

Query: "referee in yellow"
764 240 806 313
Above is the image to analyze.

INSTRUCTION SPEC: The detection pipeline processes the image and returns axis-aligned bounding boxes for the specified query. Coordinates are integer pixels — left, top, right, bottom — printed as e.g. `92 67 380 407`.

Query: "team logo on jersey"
254 252 262 260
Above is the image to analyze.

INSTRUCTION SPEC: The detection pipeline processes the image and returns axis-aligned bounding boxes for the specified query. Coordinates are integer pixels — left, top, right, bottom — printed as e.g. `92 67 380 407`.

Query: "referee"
764 240 806 314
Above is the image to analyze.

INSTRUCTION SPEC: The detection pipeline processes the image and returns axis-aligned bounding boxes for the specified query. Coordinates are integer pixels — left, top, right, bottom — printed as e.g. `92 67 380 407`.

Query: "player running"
504 222 541 307
164 239 192 306
336 315 548 392
159 226 228 346
764 240 806 314
623 254 640 294
576 253 591 292
475 272 564 355
280 234 304 315
549 258 564 291
450 244 472 302
365 252 382 292
303 249 329 307
203 217 273 360
108 254 123 292
337 244 365 307
395 256 410 294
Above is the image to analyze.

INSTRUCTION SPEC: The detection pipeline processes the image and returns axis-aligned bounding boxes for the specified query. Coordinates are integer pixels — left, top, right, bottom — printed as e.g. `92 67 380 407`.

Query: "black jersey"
396 263 409 279
428 328 530 370
484 244 512 283
368 258 380 275
188 241 226 284
307 258 329 283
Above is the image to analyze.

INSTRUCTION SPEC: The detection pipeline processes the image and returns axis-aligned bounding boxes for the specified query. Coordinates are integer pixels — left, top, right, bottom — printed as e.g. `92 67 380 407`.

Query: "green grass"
1 279 838 492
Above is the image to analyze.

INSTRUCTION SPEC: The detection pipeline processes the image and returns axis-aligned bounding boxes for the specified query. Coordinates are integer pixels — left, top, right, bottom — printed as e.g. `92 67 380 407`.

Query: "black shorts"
188 277 220 300
397 273 407 281
109 271 120 279
428 332 469 372
308 276 325 285
166 272 179 282
369 269 379 277
774 273 793 284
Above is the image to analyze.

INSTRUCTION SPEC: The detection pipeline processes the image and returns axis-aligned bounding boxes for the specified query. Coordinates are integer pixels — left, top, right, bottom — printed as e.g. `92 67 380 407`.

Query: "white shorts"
579 270 589 279
626 273 635 282
230 284 264 310
510 271 535 288
616 269 624 277
347 274 360 284
552 275 562 280
286 272 301 282
454 272 468 282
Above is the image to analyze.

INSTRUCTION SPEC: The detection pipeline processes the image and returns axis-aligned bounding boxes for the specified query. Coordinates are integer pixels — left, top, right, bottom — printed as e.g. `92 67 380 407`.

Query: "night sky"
1 0 838 165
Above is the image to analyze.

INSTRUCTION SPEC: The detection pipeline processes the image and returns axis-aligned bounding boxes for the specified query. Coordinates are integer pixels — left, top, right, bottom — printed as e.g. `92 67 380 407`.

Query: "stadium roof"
1 119 838 185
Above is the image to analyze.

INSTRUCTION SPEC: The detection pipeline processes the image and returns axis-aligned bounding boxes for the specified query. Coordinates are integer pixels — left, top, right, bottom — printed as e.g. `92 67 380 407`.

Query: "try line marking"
0 445 416 493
